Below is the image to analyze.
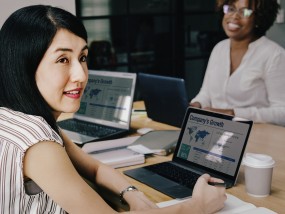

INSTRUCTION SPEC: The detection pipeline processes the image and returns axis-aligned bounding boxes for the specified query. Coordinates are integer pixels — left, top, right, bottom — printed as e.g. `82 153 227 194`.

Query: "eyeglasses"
223 5 254 18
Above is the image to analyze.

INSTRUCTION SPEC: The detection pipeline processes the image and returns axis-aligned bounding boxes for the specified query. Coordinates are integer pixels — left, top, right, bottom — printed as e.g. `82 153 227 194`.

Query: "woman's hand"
190 102 202 108
124 190 158 211
191 174 227 214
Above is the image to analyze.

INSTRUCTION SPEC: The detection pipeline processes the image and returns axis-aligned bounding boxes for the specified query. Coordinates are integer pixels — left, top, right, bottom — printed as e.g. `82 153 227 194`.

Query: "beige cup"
243 153 275 197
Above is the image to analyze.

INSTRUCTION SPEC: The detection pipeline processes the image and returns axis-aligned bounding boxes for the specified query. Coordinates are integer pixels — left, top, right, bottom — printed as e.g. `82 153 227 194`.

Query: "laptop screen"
173 107 252 179
74 70 136 129
138 72 189 127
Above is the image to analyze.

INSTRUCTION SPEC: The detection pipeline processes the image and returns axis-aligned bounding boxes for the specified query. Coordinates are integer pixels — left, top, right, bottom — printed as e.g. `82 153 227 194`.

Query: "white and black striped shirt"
0 107 66 213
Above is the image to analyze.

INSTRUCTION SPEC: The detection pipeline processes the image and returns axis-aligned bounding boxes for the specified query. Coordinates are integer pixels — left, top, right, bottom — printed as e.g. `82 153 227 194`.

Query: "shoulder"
250 36 285 54
0 107 63 152
209 38 230 57
207 38 230 62
213 38 230 51
251 37 285 69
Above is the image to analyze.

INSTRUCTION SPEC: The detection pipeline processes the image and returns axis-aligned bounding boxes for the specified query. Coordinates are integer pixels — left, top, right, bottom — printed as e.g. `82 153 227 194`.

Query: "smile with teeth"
63 89 81 99
228 23 241 30
64 91 79 94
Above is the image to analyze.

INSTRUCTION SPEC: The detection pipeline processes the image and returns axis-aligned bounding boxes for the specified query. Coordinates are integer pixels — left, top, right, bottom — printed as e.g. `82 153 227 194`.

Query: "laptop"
138 72 189 127
124 107 253 198
58 70 137 145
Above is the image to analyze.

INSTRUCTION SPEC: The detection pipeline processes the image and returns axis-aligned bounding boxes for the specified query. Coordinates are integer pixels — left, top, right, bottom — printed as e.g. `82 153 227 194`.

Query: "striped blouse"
0 107 67 213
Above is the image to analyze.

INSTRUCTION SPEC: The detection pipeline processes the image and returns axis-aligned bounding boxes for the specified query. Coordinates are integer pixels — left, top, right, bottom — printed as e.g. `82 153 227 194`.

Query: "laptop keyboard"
58 119 120 137
144 162 201 188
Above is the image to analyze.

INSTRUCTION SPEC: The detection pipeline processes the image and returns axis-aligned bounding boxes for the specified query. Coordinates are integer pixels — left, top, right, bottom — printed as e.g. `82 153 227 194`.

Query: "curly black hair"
216 0 280 37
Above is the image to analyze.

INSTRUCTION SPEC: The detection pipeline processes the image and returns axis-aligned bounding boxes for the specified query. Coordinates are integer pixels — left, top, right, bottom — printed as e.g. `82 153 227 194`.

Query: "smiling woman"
0 5 226 214
190 0 285 126
35 28 89 115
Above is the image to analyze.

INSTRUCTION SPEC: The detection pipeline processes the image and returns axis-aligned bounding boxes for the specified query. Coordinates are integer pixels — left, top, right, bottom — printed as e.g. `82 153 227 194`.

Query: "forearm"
234 106 285 126
203 107 235 116
94 164 162 211
95 164 132 195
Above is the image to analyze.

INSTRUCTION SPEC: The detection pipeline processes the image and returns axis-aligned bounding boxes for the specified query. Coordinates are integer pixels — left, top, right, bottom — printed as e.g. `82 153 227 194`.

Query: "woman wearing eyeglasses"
190 0 285 126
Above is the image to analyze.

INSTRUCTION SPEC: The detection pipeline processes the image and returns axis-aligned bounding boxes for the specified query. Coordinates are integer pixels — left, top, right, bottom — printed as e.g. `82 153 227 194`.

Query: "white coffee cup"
242 153 275 197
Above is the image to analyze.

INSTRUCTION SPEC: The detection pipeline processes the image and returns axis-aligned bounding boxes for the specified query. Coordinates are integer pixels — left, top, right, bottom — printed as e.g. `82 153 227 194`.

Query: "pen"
208 182 226 187
133 109 146 112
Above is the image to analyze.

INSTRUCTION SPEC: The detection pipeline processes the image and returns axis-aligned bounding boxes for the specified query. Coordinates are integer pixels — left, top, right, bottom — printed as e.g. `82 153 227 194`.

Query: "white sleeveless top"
0 107 66 213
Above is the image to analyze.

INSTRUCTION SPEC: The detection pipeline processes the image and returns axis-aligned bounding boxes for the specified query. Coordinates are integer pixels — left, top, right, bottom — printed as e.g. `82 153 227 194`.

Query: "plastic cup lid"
242 153 275 168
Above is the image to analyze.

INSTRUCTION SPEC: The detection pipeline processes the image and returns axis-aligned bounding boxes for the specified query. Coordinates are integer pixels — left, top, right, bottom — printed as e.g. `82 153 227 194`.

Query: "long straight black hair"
0 5 88 134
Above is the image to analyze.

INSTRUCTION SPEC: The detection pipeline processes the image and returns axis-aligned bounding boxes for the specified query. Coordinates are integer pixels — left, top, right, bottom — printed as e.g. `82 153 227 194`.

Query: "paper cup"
243 153 275 197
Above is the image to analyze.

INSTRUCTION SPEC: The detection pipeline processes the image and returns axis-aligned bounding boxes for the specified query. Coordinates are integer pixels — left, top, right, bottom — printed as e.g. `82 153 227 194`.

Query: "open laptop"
138 72 189 127
58 70 136 145
124 107 253 198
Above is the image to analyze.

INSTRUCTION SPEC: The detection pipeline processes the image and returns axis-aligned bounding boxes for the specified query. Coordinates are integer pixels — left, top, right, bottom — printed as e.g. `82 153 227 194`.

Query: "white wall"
0 0 76 28
267 0 285 48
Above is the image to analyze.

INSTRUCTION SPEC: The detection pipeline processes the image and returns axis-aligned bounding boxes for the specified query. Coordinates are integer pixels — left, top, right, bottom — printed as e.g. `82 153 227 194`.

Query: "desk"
59 101 285 213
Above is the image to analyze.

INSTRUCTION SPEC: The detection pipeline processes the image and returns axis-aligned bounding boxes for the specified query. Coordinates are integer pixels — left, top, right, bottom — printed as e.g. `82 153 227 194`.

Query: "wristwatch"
119 185 139 204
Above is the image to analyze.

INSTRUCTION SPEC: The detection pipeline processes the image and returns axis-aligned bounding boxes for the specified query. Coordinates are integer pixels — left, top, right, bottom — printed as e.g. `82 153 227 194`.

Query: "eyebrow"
55 45 88 53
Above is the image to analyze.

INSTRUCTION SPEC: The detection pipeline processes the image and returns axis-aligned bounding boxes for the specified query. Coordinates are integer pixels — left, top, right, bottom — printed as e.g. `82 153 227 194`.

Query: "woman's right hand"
191 174 227 214
189 102 202 108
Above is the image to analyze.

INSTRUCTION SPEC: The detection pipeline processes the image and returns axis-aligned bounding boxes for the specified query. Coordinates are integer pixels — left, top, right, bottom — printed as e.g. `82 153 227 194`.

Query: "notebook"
58 70 137 145
138 72 189 127
124 107 253 198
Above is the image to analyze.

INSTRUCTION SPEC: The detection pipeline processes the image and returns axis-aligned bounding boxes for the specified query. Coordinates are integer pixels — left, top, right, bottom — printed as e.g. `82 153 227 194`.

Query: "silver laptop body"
124 107 253 198
58 70 136 145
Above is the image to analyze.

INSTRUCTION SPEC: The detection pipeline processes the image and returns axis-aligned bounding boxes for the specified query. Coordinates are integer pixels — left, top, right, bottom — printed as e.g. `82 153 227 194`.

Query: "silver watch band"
119 185 138 204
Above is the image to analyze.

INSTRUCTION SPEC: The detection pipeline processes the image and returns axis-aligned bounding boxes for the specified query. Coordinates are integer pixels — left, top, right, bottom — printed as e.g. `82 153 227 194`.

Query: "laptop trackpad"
124 168 193 199
62 130 98 144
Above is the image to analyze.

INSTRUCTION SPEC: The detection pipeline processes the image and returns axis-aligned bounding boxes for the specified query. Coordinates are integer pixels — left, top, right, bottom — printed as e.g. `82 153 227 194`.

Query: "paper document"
82 136 144 168
156 194 277 214
90 148 145 168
